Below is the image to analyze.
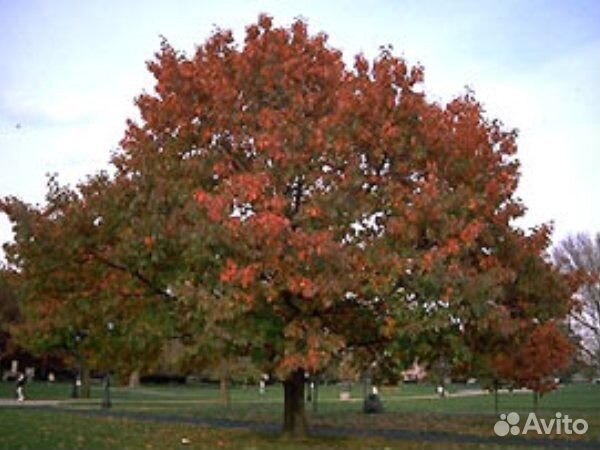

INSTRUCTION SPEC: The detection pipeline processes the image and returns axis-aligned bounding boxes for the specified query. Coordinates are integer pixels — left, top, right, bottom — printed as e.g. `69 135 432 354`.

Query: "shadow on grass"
6 404 597 450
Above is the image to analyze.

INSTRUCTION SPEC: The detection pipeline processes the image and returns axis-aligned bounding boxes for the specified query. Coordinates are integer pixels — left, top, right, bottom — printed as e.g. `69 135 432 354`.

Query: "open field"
0 381 598 449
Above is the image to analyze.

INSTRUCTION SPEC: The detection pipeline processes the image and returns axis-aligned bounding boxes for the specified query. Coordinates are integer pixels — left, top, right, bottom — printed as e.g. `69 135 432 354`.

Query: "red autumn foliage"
2 14 578 437
492 322 574 393
116 14 576 409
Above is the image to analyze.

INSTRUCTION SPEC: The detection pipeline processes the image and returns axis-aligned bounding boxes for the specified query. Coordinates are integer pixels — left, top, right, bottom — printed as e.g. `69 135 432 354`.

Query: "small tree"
0 175 173 392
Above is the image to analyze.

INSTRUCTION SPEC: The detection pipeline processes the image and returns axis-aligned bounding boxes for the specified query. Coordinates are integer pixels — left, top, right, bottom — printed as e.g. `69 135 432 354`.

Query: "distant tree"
492 321 573 393
0 175 173 393
553 233 600 372
0 268 20 362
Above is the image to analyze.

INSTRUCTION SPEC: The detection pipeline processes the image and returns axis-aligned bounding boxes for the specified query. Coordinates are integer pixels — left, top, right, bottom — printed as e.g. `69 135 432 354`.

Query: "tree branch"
88 250 176 302
290 176 304 218
570 313 600 335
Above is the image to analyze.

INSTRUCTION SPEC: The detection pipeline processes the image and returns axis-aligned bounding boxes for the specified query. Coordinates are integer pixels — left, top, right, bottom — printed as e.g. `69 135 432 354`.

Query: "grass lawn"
1 381 598 449
0 408 579 450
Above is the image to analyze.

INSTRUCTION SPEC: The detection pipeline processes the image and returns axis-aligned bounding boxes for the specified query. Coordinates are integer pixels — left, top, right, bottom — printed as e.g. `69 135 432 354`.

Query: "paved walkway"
0 389 494 407
0 399 62 407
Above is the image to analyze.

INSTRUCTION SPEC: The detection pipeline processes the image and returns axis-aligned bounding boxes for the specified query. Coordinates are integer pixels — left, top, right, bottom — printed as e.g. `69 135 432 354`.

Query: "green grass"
1 381 598 449
25 381 593 418
0 408 574 450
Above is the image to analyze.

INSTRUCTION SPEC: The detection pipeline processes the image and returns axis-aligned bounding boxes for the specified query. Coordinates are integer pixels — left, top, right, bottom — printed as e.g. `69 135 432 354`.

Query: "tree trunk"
101 373 112 408
493 379 499 415
81 363 91 399
494 388 499 414
283 369 307 438
129 370 140 388
312 377 319 413
220 376 231 408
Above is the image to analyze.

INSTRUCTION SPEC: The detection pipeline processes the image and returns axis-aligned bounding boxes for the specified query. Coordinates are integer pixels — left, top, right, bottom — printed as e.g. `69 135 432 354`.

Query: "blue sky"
1 0 599 259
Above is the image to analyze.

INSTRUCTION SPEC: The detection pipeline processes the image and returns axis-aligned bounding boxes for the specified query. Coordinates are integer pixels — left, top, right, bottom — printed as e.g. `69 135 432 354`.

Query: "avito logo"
494 412 588 436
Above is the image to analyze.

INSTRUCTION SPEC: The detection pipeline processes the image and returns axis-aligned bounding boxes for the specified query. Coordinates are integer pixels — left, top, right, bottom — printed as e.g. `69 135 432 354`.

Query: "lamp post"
101 321 115 409
71 331 86 398
101 371 112 408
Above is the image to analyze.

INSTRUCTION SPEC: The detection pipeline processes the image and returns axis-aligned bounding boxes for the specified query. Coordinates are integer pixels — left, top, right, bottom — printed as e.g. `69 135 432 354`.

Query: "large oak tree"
1 15 576 436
